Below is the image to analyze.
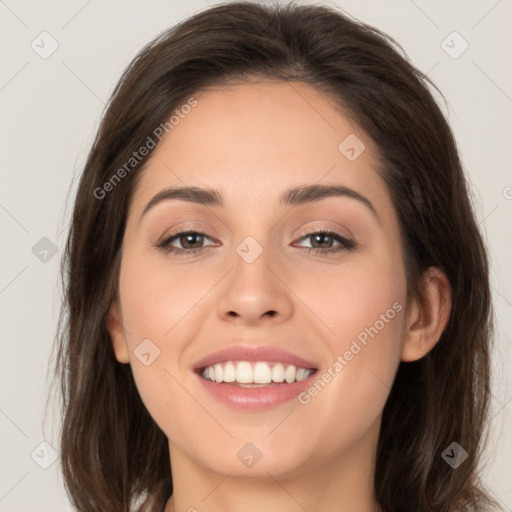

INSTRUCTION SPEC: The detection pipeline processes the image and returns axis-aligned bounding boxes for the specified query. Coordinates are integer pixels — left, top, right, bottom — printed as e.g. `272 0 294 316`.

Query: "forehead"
131 80 392 219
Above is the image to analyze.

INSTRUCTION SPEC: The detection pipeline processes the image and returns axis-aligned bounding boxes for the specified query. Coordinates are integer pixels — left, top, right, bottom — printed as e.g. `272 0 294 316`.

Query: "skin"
107 80 451 512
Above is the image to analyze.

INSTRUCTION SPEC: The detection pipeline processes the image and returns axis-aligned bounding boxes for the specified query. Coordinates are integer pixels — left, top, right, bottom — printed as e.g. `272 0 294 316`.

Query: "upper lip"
193 345 319 371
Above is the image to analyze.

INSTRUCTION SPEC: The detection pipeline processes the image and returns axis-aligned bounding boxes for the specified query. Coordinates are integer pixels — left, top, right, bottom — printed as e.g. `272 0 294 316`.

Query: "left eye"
294 230 356 253
156 229 356 256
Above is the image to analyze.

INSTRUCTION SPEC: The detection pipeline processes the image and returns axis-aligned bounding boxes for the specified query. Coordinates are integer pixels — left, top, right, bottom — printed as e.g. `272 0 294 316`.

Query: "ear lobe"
107 301 130 364
401 267 452 362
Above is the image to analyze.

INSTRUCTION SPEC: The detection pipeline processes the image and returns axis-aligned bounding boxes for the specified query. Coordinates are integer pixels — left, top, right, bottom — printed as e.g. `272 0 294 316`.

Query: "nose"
216 244 294 326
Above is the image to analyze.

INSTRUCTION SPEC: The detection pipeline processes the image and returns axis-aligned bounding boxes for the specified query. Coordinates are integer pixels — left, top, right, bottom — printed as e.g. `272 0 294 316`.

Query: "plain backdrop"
1 0 511 510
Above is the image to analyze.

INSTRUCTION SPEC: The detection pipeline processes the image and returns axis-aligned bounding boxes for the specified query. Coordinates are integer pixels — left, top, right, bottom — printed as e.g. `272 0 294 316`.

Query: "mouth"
192 346 319 410
196 361 317 386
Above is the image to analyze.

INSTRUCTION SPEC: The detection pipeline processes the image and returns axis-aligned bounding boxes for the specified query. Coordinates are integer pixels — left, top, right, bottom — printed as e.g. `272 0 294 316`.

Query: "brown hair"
47 1 500 511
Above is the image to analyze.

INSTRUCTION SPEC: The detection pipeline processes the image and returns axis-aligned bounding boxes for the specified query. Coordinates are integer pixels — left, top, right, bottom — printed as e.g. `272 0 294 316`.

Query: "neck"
164 420 382 512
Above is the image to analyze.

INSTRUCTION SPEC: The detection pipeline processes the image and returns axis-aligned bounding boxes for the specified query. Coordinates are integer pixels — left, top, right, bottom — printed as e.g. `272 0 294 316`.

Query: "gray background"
1 0 511 510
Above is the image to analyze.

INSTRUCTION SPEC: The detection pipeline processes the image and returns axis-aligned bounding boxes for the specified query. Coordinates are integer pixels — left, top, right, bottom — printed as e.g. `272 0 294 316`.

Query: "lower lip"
195 371 317 410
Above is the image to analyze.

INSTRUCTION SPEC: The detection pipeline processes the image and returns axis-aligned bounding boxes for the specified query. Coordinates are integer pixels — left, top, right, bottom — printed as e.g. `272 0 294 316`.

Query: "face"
109 80 410 480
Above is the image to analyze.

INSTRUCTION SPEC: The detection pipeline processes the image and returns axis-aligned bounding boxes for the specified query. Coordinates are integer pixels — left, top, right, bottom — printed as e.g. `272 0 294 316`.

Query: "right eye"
156 230 217 256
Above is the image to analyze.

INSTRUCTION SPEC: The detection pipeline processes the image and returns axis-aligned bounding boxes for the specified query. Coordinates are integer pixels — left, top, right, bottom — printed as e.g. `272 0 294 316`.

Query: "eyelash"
155 228 357 257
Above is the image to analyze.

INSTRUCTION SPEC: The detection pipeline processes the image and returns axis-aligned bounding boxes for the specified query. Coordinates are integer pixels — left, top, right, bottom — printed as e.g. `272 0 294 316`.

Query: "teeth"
253 362 272 384
271 363 285 382
223 362 236 382
296 368 309 382
285 365 296 383
200 361 314 384
236 361 253 383
214 364 223 383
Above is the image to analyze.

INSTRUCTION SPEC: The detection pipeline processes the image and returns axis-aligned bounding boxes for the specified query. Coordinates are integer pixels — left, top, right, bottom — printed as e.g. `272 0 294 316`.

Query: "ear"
107 301 130 364
401 267 452 362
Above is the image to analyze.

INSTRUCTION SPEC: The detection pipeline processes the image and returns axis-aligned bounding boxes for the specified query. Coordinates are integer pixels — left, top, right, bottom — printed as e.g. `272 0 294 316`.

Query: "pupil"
183 234 202 248
313 234 331 248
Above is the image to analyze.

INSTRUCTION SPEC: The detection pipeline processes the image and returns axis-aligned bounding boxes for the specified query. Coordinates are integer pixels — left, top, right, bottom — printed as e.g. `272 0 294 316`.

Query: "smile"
192 344 319 410
200 361 315 385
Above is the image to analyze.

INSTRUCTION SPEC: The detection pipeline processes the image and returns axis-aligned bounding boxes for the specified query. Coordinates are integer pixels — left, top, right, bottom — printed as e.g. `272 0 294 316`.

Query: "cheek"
116 249 224 435
298 254 406 442
119 251 208 344
332 251 406 384
308 241 405 350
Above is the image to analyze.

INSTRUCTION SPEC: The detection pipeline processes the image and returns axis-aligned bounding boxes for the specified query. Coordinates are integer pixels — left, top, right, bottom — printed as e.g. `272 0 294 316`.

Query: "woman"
49 2 501 511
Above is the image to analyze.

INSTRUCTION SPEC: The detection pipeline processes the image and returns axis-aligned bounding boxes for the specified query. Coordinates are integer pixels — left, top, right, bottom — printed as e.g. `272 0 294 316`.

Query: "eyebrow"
140 183 380 223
